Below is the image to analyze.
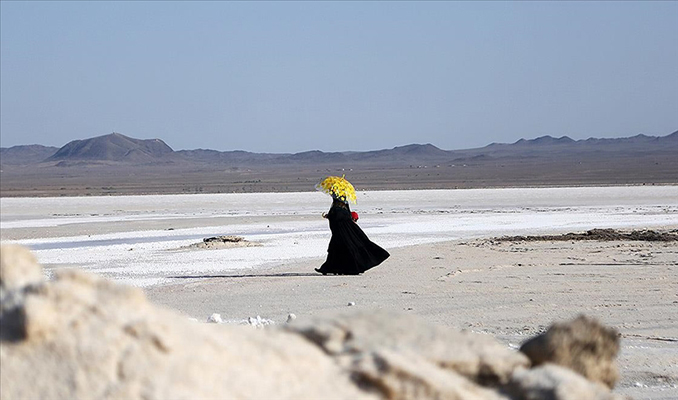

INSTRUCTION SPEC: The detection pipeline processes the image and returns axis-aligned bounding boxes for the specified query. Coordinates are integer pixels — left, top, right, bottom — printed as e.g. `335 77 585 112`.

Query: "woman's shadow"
168 272 323 279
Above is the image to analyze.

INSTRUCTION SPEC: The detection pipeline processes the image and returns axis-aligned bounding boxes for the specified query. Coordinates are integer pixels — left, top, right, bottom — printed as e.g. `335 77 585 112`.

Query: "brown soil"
495 228 678 243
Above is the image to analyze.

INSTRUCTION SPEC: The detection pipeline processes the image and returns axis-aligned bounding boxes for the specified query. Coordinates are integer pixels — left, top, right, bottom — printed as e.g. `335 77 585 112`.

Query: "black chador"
316 199 389 275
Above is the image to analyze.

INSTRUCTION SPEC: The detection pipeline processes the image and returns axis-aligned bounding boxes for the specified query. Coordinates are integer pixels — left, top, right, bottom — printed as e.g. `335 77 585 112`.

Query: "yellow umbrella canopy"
316 175 357 204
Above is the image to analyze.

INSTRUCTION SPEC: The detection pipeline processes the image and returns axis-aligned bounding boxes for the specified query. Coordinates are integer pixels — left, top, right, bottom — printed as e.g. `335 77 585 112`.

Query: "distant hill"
486 132 678 150
511 136 576 146
0 145 59 165
175 143 451 166
176 149 283 165
46 133 174 163
347 143 450 163
464 131 678 159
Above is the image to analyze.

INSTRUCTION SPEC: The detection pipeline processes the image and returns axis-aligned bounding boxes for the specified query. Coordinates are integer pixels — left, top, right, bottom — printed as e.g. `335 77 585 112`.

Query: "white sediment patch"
205 313 275 328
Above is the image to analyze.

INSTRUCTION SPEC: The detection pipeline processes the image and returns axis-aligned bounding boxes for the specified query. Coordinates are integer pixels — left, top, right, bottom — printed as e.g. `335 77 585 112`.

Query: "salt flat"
1 186 677 287
2 186 678 398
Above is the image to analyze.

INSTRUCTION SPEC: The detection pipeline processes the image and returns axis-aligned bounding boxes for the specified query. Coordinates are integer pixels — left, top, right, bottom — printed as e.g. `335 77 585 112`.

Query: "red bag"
351 211 359 222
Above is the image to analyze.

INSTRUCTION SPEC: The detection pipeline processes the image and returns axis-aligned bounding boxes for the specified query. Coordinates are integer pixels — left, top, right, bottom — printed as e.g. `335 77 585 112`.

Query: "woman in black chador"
315 198 390 275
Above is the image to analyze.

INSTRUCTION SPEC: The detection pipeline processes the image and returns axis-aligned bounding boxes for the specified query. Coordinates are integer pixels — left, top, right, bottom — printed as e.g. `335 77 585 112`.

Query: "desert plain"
1 185 677 399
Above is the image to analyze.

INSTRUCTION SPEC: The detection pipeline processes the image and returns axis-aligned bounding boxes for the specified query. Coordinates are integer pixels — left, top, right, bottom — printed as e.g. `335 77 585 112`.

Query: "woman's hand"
321 212 328 219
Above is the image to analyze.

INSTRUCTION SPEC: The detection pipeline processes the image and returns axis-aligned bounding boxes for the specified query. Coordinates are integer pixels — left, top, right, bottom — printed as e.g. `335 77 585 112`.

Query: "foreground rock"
507 365 626 400
520 315 620 389
286 309 529 398
0 246 367 400
0 245 628 399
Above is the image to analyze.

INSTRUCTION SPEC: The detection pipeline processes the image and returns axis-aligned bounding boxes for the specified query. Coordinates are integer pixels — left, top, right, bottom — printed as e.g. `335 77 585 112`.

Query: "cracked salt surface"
2 187 677 288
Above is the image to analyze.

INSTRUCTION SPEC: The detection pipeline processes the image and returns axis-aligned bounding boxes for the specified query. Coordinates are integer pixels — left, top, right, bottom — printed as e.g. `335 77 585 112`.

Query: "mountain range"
1 130 676 197
2 130 677 167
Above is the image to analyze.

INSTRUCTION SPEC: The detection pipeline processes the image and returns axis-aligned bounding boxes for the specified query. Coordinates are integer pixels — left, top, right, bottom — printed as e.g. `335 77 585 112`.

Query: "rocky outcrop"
0 245 628 399
179 235 262 250
519 315 620 389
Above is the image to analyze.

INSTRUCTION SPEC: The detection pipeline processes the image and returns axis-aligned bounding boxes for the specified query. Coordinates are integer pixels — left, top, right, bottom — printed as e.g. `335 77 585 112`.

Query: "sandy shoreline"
145 235 678 399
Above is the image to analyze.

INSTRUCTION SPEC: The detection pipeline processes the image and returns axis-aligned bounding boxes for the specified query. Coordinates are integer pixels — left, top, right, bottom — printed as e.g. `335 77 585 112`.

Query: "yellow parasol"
316 175 357 204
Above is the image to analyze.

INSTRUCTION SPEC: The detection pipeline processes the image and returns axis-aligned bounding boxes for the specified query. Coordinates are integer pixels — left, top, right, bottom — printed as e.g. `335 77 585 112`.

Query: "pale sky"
1 1 677 153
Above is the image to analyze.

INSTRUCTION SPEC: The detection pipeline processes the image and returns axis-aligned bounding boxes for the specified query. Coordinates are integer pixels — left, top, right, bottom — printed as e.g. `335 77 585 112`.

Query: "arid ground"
144 235 678 399
2 187 677 398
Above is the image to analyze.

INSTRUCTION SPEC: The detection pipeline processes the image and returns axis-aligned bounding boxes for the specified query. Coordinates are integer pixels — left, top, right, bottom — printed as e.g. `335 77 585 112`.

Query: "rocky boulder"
286 309 529 398
507 365 625 400
520 315 620 389
0 245 369 400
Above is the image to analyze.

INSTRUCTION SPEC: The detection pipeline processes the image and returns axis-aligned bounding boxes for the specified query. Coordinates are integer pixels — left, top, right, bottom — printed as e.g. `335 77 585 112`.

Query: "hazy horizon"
2 1 677 153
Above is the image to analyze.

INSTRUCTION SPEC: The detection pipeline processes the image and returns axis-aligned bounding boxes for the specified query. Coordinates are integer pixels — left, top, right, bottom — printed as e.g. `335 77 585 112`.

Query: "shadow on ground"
167 272 330 279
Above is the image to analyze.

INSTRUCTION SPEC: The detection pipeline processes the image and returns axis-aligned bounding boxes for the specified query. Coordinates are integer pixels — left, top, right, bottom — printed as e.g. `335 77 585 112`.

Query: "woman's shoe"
314 268 327 275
